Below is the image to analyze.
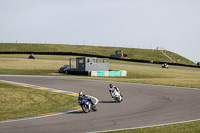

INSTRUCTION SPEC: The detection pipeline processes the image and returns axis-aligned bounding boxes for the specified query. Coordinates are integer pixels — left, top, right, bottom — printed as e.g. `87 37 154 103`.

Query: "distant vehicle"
59 65 75 73
161 63 169 69
28 53 35 59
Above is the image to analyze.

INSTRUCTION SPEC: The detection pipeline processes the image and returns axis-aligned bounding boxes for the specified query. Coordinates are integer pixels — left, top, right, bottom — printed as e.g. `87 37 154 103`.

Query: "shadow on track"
67 111 85 114
98 101 117 103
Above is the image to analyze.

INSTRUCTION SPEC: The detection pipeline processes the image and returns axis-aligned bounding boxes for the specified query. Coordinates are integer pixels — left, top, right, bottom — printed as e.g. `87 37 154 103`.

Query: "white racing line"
0 79 98 123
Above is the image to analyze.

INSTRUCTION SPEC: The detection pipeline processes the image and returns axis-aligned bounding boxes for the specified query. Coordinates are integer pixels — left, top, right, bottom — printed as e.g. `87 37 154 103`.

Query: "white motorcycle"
161 63 169 69
112 89 123 103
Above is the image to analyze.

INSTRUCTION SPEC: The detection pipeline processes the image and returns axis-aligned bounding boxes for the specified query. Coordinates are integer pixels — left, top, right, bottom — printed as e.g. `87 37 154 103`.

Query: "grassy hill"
0 43 195 65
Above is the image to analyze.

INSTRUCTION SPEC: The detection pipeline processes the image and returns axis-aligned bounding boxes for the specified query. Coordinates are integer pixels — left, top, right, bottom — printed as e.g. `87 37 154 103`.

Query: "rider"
162 63 169 68
28 53 35 59
109 84 123 98
78 92 94 105
164 63 169 68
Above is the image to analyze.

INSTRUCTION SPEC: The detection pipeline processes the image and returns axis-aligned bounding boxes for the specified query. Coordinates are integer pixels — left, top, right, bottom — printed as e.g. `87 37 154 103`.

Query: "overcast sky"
0 0 200 62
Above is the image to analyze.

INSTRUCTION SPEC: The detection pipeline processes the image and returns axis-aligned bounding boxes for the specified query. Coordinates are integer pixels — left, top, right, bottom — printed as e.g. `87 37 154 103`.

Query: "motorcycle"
79 98 97 113
112 89 123 103
161 63 169 69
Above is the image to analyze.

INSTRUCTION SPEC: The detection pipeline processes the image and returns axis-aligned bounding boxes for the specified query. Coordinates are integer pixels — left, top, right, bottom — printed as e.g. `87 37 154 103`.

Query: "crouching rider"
109 84 123 98
78 92 95 105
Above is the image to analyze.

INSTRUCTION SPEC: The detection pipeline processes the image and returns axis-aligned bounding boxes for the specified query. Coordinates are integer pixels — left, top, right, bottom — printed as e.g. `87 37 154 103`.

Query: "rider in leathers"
109 84 123 98
78 92 94 105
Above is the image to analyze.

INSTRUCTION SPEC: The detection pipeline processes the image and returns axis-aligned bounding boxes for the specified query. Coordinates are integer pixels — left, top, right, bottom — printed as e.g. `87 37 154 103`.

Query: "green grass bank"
0 82 78 121
0 43 195 65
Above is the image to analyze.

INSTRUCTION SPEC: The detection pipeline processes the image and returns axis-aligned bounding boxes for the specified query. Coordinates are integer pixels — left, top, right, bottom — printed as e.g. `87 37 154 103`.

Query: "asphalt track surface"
1 75 200 133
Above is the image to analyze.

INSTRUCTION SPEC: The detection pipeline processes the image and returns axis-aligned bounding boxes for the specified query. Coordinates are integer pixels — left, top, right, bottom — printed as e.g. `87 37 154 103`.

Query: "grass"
0 43 195 65
91 63 200 89
0 57 66 75
105 120 200 133
0 56 200 88
0 54 82 60
0 54 158 66
0 54 197 69
0 54 165 68
0 82 78 121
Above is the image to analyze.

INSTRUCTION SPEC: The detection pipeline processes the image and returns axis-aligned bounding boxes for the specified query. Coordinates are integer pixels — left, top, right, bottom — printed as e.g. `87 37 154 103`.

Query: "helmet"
79 92 83 97
109 84 113 88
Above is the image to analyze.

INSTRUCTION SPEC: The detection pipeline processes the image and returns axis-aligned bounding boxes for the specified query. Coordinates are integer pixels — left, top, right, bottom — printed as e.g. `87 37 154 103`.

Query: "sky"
0 0 200 62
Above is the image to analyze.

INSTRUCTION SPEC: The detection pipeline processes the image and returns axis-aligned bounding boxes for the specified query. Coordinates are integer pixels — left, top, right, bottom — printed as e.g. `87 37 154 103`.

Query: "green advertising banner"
109 71 121 76
97 71 105 76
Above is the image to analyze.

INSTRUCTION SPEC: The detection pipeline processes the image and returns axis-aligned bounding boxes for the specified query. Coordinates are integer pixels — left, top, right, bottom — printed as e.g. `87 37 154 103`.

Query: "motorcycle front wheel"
116 97 122 103
81 105 90 113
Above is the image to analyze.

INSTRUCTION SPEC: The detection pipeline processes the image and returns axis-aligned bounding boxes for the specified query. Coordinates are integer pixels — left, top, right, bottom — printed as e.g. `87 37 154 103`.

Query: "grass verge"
0 57 66 76
0 54 82 60
0 56 200 88
92 63 200 89
0 82 78 121
105 120 200 133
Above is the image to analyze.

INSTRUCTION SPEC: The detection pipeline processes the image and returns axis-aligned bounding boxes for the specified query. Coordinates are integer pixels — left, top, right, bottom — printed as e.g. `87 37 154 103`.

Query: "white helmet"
79 92 83 97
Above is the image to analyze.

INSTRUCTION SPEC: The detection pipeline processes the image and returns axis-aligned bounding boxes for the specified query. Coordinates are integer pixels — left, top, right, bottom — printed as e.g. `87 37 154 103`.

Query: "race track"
1 75 200 133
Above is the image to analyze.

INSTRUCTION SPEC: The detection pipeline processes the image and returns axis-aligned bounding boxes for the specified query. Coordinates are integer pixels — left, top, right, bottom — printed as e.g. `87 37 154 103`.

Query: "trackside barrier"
90 70 127 77
90 71 97 76
121 70 127 76
109 71 121 76
105 71 109 76
97 71 105 76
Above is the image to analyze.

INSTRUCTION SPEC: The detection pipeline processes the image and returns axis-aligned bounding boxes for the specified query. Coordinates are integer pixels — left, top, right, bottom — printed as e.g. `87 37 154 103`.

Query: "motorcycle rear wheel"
91 104 97 111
